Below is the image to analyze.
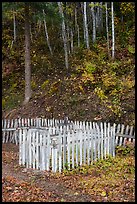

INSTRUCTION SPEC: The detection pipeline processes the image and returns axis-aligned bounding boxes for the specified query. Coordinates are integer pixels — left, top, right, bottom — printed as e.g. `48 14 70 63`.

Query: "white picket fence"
2 118 65 145
2 118 135 172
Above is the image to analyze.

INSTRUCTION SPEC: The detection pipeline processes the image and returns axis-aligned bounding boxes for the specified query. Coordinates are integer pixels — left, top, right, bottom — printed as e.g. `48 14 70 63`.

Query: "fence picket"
129 126 133 142
79 130 82 165
36 131 39 169
28 130 32 168
112 123 116 157
83 130 87 165
32 130 36 169
89 122 93 164
103 122 106 159
107 123 110 156
115 124 121 146
75 130 79 167
3 119 6 143
52 138 58 172
95 123 100 160
133 129 135 144
87 128 90 165
14 119 18 145
119 124 125 146
6 119 10 143
9 119 13 142
100 122 104 159
63 127 67 169
25 129 29 168
22 128 26 165
67 130 71 170
19 129 22 165
46 130 50 171
58 130 62 172
71 128 75 168
123 125 129 145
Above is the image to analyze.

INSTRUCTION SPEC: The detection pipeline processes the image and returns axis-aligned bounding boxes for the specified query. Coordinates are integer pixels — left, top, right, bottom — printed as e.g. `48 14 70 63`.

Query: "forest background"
2 2 135 126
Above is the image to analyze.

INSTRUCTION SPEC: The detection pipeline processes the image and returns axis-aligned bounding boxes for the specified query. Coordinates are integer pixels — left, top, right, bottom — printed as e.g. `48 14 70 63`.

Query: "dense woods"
2 2 135 125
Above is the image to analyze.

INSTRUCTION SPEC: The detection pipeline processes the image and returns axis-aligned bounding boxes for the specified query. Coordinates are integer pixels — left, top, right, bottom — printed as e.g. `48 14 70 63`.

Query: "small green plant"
10 82 18 92
101 71 117 89
48 80 61 96
31 80 37 90
41 80 49 90
127 45 135 54
85 62 96 74
94 87 108 101
64 162 70 170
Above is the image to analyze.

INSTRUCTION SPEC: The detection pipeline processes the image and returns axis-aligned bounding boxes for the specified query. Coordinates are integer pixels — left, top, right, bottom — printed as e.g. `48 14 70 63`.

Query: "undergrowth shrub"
116 141 135 156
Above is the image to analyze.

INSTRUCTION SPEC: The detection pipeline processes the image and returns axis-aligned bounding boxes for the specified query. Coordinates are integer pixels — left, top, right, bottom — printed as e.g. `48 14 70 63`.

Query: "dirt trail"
2 143 93 202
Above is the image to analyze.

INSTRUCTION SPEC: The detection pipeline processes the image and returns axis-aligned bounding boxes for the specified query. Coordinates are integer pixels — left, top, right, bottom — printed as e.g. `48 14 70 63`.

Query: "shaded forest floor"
2 143 135 202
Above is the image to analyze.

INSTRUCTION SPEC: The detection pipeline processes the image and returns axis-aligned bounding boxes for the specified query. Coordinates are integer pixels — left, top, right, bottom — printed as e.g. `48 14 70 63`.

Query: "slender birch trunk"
24 3 32 104
96 6 99 31
111 2 115 60
105 2 110 58
81 2 86 43
75 7 80 47
91 2 96 43
77 25 80 47
38 20 42 33
100 2 103 31
66 24 70 54
84 2 89 49
74 7 77 31
43 9 53 55
70 28 73 52
58 2 69 70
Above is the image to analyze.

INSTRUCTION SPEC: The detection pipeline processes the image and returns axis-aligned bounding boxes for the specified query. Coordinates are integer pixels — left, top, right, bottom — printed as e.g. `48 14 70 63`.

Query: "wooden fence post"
51 138 58 172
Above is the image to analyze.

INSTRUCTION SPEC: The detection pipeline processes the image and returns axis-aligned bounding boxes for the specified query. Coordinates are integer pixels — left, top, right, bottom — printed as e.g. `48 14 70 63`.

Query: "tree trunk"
75 7 80 47
70 28 73 53
83 2 90 49
66 24 71 54
100 2 103 31
77 25 80 47
58 2 69 71
96 5 99 31
43 9 53 55
111 2 115 60
91 2 96 43
81 2 86 44
23 3 31 104
105 2 110 58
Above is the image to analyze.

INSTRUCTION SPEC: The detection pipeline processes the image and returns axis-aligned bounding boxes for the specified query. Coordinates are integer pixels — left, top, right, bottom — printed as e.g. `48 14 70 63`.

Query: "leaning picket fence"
2 118 135 173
